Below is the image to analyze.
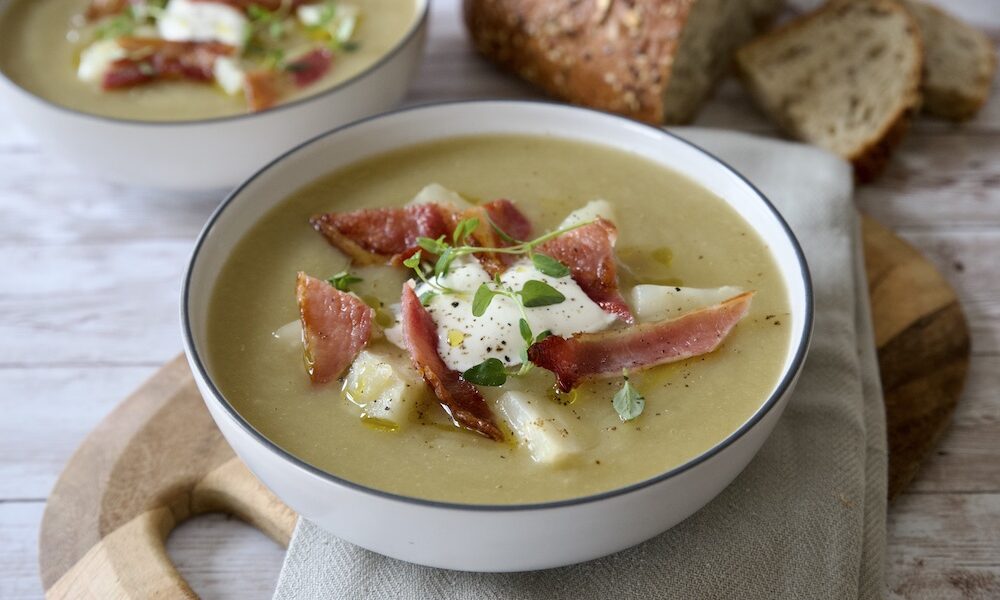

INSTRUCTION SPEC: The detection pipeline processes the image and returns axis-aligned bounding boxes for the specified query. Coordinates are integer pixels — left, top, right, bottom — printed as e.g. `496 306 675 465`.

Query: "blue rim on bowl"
181 99 815 512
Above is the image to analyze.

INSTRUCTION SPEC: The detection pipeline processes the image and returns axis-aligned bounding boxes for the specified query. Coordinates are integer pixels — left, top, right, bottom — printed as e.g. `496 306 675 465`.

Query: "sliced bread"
735 0 923 181
463 0 783 124
902 0 997 121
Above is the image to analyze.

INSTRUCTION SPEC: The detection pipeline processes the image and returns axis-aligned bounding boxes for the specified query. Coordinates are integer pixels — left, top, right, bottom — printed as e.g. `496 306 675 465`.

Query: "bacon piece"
244 49 333 111
311 199 533 275
102 38 235 90
537 217 633 323
102 60 155 89
85 0 128 21
456 199 533 276
528 292 754 392
244 70 285 112
482 199 532 241
310 204 453 266
286 48 334 87
401 285 504 441
296 273 373 384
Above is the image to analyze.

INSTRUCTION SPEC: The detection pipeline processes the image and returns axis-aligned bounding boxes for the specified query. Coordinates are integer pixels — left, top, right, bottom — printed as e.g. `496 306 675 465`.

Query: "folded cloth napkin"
272 129 888 600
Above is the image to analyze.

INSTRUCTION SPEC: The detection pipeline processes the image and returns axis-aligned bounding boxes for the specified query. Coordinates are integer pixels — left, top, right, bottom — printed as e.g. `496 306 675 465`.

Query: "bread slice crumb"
736 0 923 181
901 0 997 121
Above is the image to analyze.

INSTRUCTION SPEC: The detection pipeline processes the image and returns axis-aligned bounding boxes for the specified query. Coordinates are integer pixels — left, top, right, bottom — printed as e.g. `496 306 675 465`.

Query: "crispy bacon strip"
311 204 453 266
311 200 533 275
285 48 334 87
401 285 504 441
102 38 235 90
296 272 373 384
85 0 129 21
451 199 534 276
242 48 333 111
528 292 754 392
244 69 285 112
537 218 633 323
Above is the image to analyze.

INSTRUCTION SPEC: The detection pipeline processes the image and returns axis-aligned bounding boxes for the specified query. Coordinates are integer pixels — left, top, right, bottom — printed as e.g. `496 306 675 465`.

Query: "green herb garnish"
613 372 645 421
414 218 592 276
403 250 455 295
95 9 137 40
399 216 594 381
519 280 565 307
452 217 480 245
471 283 497 317
327 271 362 292
462 358 508 387
418 290 438 306
531 252 571 278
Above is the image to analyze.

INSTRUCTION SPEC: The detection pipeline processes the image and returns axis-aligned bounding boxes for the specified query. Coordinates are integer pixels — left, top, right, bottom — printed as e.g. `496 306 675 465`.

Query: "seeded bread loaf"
463 0 783 124
901 0 997 121
735 0 923 181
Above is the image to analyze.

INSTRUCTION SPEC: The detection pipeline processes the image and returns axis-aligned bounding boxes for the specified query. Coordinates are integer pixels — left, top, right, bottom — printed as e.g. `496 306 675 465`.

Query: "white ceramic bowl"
182 101 814 572
0 0 427 191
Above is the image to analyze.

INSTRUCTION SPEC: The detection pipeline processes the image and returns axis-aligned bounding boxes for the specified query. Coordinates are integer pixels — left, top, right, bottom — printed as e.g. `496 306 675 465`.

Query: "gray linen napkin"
273 129 887 600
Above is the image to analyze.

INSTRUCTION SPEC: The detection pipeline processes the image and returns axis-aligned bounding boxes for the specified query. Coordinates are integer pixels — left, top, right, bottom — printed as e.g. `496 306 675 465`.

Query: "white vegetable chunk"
213 57 245 95
298 3 360 43
77 39 125 83
271 320 303 350
158 0 249 48
558 199 617 228
498 391 583 465
342 349 425 427
407 183 473 211
296 3 327 26
630 285 745 322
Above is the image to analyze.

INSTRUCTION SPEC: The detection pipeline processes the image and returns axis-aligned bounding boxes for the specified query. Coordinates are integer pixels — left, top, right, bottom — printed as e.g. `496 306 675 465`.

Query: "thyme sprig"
613 371 645 421
402 216 594 386
415 217 594 281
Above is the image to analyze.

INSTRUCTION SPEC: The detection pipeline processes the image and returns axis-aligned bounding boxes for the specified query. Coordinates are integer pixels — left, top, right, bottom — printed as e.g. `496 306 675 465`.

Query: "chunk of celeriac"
630 285 744 322
271 319 303 350
77 39 126 83
497 391 583 465
298 3 361 44
213 56 245 95
407 183 473 211
157 0 249 48
342 349 425 427
558 199 617 228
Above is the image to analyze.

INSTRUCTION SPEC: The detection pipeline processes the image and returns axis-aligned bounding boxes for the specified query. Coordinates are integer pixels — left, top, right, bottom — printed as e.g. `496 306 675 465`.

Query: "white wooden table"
1 1 998 598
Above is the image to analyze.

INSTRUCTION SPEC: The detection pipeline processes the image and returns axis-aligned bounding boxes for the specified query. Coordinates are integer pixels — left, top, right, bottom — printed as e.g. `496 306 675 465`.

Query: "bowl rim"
0 0 428 127
181 99 815 512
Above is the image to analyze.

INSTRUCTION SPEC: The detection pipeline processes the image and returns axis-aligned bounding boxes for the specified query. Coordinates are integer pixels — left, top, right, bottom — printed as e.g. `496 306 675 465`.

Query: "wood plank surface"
0 0 997 598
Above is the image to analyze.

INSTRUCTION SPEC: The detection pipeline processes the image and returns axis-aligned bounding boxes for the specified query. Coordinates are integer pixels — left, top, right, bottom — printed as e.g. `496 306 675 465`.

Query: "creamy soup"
206 135 792 505
0 0 417 121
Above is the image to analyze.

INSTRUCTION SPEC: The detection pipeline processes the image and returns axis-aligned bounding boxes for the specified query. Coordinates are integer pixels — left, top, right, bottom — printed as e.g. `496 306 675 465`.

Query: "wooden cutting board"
37 215 969 599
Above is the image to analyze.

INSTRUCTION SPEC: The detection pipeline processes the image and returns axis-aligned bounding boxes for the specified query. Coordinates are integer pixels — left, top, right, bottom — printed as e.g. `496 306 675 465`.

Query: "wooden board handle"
39 357 296 599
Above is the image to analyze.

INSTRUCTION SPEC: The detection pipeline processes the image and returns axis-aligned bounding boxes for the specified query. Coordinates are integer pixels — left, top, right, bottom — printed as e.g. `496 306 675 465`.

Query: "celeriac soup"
0 0 417 120
206 135 792 505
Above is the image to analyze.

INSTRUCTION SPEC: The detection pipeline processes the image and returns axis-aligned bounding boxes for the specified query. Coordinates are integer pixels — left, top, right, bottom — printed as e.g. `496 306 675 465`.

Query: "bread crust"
903 0 997 122
463 0 778 124
464 0 690 124
736 0 924 182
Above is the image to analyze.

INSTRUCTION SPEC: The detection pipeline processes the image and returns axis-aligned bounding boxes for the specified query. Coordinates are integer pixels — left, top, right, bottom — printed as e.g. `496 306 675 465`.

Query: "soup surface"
206 135 792 504
0 0 417 121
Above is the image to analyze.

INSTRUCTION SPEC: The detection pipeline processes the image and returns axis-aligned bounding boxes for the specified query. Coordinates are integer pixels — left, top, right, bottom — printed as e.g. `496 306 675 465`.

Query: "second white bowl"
0 0 428 191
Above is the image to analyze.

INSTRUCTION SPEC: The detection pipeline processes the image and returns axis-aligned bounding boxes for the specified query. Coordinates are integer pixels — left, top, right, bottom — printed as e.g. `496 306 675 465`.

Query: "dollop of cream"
157 0 249 48
408 258 617 372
